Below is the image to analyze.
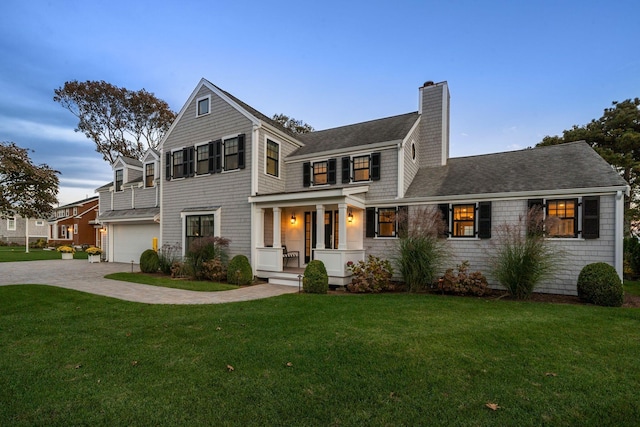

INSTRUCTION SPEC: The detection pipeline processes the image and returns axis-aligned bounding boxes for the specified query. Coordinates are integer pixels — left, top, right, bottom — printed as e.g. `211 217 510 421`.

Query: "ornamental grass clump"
395 206 448 292
490 207 562 299
577 262 624 307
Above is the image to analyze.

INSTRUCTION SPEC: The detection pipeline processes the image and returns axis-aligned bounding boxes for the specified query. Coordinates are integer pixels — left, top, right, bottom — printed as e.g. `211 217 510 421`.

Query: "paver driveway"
0 260 298 304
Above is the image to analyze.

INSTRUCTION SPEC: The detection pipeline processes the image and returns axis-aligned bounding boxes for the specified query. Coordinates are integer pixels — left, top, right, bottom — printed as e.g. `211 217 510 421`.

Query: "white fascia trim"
158 78 261 151
141 150 160 163
285 140 399 163
99 217 157 224
248 186 369 205
373 185 630 206
261 122 304 148
252 124 260 195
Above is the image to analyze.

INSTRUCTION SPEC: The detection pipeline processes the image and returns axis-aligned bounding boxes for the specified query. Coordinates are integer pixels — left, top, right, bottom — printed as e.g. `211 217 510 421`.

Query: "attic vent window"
196 96 210 117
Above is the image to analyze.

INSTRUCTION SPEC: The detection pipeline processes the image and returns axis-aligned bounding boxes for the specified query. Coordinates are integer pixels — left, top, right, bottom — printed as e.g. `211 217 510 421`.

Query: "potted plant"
86 246 103 263
57 245 75 260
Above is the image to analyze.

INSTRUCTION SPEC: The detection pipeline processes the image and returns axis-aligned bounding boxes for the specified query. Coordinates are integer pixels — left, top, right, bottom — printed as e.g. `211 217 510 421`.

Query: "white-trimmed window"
527 197 598 239
438 202 492 239
196 143 209 175
73 224 78 235
35 220 44 226
172 149 184 178
115 169 124 192
341 153 381 183
73 207 78 216
145 162 155 187
7 217 16 231
266 139 279 177
224 137 239 170
196 95 210 117
181 209 221 254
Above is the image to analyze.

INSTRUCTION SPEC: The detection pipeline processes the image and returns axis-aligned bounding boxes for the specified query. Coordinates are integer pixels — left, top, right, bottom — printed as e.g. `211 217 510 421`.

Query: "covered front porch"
249 187 368 286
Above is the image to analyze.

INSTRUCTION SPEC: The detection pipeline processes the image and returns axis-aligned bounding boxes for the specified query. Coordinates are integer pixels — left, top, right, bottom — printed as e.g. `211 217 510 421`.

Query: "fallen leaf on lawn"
126 332 132 337
227 364 234 372
131 360 138 366
75 364 82 369
545 372 557 377
286 362 293 367
486 402 500 411
216 326 222 331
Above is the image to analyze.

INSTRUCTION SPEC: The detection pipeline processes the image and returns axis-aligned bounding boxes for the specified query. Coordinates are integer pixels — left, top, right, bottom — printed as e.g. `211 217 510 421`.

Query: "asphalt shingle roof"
293 112 419 157
404 141 628 199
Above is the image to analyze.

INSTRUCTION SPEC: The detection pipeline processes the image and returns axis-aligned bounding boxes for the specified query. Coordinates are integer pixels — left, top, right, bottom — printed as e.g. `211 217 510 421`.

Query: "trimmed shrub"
440 261 489 296
140 249 160 273
346 255 394 293
201 258 227 282
577 262 624 307
303 260 328 294
226 254 253 285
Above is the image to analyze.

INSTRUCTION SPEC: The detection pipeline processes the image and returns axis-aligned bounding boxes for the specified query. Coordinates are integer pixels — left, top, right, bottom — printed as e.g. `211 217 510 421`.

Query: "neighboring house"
0 215 48 245
96 150 161 263
125 78 627 295
48 196 100 247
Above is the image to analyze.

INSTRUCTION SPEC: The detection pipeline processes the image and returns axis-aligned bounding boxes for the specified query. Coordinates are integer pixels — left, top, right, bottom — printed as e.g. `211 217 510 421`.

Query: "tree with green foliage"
0 141 59 219
272 114 314 134
54 80 176 164
538 98 640 230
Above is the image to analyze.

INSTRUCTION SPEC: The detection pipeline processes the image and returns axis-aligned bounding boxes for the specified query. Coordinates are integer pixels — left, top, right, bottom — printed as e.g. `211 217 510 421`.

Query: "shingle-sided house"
48 196 100 247
155 78 628 295
96 150 161 263
0 214 48 245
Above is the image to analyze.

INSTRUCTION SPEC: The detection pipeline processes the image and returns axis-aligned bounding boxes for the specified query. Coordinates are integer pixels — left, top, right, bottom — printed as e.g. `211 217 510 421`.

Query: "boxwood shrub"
227 255 253 285
577 262 624 307
140 249 160 273
303 260 328 294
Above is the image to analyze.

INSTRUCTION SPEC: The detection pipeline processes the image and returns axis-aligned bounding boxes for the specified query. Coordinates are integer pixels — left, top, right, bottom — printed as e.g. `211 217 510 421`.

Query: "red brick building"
48 196 100 247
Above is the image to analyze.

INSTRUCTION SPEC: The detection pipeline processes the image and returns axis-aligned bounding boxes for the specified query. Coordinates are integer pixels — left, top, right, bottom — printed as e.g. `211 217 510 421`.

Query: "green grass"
624 280 640 296
0 246 88 261
105 272 238 292
1 287 639 426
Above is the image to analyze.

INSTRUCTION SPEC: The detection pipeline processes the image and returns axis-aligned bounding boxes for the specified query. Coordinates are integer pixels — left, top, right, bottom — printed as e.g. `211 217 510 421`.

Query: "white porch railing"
256 247 283 272
256 247 365 278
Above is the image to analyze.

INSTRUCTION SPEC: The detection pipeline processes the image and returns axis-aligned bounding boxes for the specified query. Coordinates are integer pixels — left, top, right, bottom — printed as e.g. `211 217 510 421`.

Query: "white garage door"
112 224 160 263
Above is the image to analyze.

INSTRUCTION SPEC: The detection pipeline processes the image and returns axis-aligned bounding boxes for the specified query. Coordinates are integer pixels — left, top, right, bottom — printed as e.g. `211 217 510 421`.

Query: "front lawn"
105 272 238 292
0 246 88 262
1 286 639 426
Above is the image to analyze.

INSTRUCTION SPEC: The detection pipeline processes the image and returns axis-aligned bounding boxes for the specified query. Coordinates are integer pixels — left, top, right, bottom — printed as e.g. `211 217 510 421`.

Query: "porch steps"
263 271 304 288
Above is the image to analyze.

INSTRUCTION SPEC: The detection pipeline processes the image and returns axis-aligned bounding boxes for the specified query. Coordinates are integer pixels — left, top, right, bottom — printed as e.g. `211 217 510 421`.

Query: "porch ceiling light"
290 214 296 224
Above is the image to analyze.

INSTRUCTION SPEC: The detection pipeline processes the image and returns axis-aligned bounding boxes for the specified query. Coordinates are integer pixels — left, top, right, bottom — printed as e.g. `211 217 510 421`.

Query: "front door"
304 211 339 264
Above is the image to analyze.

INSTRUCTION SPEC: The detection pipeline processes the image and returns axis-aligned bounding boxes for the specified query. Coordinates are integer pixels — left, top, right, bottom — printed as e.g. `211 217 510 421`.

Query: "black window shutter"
397 205 409 238
341 157 350 183
438 203 450 237
238 134 246 169
371 152 381 181
165 152 171 180
478 201 492 239
527 199 545 236
328 158 336 184
366 207 376 238
582 196 600 239
208 141 214 173
303 162 311 187
188 147 195 176
181 148 189 177
214 140 222 173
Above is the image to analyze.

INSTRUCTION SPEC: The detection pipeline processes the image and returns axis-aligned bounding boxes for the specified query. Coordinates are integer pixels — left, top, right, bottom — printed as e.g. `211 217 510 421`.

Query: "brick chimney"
418 81 450 167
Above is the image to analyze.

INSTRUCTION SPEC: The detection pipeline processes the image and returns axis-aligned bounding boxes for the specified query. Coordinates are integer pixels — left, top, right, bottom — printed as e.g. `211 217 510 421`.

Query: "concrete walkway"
0 260 299 304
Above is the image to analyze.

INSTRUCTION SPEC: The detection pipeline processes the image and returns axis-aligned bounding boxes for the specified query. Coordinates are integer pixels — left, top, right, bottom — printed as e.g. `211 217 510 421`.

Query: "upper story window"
313 161 328 185
35 220 44 226
224 137 239 170
196 95 210 117
115 169 123 192
73 224 78 235
303 159 336 187
352 155 370 182
145 162 155 187
172 150 184 178
7 217 16 231
266 139 279 177
73 207 78 216
196 144 209 175
341 152 381 184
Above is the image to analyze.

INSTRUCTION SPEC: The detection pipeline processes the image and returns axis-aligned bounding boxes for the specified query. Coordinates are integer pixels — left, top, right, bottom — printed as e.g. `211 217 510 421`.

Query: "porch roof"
98 207 159 223
248 186 368 208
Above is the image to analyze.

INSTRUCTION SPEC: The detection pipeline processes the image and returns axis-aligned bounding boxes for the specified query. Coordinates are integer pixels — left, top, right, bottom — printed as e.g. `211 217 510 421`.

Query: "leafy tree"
54 80 176 164
272 113 314 134
0 141 59 219
538 98 640 230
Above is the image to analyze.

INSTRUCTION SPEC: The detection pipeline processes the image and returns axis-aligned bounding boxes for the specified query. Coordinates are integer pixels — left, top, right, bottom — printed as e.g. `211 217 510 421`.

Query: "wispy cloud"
0 116 86 144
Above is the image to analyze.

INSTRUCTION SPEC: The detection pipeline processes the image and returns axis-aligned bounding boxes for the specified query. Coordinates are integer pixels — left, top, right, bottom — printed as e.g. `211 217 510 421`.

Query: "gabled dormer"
141 149 160 189
112 156 143 192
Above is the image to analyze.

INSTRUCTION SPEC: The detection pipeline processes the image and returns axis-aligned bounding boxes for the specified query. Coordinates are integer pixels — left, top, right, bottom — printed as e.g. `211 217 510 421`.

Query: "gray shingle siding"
161 85 254 259
403 125 420 195
256 129 300 195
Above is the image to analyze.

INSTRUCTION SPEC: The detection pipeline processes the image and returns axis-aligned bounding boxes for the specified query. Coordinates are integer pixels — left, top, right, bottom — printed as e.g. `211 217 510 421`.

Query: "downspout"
615 190 624 280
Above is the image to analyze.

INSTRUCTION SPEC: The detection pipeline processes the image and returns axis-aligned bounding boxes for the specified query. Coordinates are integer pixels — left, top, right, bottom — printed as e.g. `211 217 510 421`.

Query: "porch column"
257 208 265 247
338 203 348 250
273 207 282 248
315 204 325 249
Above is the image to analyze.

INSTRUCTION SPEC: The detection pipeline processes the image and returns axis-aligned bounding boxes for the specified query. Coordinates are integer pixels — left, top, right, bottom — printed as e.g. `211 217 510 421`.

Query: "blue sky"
1 0 638 205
